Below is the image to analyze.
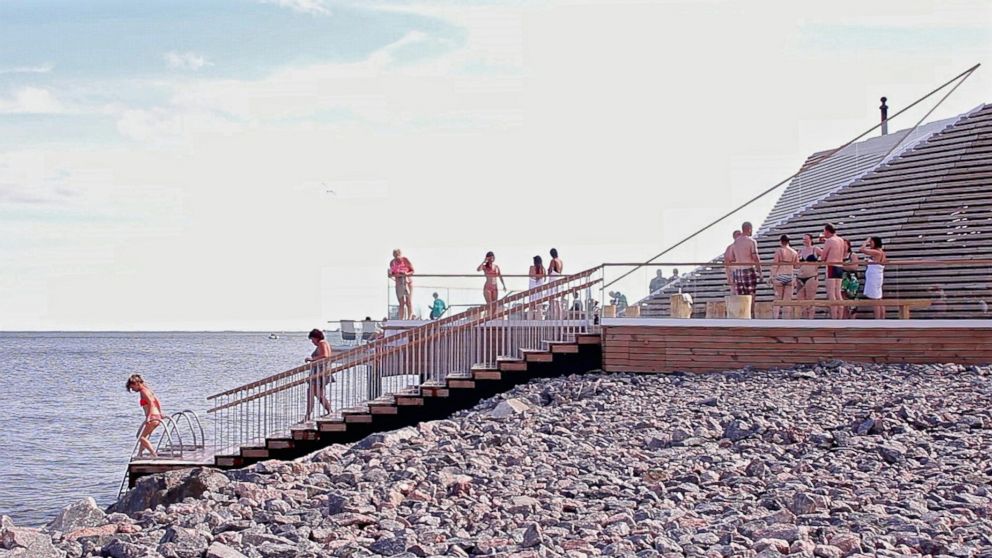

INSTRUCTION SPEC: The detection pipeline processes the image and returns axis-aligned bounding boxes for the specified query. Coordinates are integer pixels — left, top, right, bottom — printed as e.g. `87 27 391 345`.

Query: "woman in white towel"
860 236 887 319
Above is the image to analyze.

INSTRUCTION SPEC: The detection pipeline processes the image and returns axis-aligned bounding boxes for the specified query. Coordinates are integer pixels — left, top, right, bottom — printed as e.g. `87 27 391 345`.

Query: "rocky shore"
3 362 991 557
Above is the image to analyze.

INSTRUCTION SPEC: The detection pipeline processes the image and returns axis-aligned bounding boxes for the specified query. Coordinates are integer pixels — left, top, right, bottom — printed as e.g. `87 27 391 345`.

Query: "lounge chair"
340 320 358 345
361 321 379 342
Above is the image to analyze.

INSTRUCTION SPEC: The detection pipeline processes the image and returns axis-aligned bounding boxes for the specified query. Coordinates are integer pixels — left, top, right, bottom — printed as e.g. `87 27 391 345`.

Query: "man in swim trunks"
724 230 741 292
820 223 846 319
727 222 762 299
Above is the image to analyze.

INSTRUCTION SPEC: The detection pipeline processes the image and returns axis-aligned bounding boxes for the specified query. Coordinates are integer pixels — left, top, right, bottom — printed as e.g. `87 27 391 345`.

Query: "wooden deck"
602 318 992 373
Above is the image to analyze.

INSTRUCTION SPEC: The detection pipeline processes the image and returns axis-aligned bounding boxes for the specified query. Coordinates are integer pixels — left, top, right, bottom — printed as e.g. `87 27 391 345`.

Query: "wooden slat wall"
643 104 992 320
602 323 992 373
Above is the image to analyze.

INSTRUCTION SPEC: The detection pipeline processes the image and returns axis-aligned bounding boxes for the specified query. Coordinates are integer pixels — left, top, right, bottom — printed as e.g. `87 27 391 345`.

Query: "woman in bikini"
795 234 822 319
305 328 334 421
477 251 506 306
770 234 799 319
126 374 163 458
528 255 547 309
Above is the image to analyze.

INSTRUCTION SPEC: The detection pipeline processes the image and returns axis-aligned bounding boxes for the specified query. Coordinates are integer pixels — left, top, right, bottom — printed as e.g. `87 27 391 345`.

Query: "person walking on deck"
770 234 799 319
724 230 741 292
861 236 887 319
126 374 163 458
796 233 822 319
478 251 506 306
821 223 846 319
388 249 415 320
727 222 762 303
304 328 333 421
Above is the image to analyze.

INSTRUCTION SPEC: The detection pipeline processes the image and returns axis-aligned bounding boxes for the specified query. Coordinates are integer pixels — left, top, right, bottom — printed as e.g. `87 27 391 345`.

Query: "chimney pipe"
880 96 889 136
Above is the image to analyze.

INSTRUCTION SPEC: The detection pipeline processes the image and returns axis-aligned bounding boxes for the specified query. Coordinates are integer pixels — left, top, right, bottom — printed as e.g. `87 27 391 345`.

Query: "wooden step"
266 438 294 450
316 417 347 432
497 357 528 372
577 333 602 345
395 394 424 406
421 385 450 398
447 376 476 389
240 446 269 459
473 369 502 381
369 402 399 415
548 341 580 354
291 425 320 441
214 455 243 468
520 348 553 362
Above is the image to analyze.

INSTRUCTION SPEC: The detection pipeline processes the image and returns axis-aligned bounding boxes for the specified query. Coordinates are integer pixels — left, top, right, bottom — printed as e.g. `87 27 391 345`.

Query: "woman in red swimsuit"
477 251 506 306
126 374 163 458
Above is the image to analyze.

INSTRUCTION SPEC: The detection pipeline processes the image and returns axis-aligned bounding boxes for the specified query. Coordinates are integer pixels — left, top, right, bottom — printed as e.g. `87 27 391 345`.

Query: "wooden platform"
602 318 992 373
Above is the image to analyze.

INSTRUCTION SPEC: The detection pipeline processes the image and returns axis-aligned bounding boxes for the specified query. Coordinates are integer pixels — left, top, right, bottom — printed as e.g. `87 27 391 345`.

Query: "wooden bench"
775 299 931 319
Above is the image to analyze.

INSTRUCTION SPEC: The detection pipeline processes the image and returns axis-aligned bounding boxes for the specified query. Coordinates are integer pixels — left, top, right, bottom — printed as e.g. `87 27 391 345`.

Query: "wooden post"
754 301 774 319
705 300 727 319
624 305 641 318
670 294 693 319
725 295 752 319
602 305 617 318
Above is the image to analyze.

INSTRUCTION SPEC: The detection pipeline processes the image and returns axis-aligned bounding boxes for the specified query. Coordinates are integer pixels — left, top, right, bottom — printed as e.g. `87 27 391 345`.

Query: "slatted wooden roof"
760 114 964 232
643 103 992 319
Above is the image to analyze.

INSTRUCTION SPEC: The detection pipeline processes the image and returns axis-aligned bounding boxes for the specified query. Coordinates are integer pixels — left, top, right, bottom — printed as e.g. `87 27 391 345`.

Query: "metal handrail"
208 275 603 414
207 268 604 452
207 266 603 402
119 410 205 497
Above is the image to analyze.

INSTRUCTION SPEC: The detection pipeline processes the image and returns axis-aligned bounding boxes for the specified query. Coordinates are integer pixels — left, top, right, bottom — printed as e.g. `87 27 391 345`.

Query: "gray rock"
0 527 62 558
205 542 248 558
110 467 230 516
370 535 408 556
489 398 532 419
351 427 420 450
723 419 754 442
102 539 150 558
521 522 543 547
47 497 106 533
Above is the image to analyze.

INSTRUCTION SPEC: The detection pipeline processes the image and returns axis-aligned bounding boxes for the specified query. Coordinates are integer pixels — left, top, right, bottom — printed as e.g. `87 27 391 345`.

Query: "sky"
1 0 991 330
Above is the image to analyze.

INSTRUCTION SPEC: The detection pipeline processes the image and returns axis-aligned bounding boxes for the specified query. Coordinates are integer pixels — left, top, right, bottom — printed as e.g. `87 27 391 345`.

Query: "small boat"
268 333 279 340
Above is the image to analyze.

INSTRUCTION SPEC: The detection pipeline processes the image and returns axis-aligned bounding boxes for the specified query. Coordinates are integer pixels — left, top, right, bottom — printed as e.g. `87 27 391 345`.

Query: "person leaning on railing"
304 328 333 421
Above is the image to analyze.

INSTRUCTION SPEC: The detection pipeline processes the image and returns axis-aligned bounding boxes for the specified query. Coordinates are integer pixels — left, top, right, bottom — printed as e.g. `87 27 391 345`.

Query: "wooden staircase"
210 333 602 470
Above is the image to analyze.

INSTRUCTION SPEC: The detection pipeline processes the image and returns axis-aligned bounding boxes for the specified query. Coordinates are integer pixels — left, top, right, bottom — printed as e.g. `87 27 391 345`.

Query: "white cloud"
259 0 330 15
0 87 64 114
164 51 212 71
0 63 54 75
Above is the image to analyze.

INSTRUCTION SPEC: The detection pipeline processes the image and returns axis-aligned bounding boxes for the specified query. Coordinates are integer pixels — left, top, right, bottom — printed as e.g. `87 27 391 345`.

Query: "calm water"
0 331 341 526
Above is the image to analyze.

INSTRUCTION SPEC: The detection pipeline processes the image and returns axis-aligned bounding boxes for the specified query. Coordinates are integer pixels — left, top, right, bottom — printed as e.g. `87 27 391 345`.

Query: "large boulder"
1 525 62 558
110 467 230 516
350 427 419 451
47 497 106 533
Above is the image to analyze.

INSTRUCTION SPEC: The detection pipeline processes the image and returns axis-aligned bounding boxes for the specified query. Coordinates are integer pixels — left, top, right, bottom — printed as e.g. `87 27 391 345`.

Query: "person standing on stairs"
304 328 334 421
127 374 164 458
478 251 506 307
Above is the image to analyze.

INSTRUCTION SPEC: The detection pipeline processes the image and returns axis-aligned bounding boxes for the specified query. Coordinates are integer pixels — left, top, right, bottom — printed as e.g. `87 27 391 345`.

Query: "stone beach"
3 362 991 557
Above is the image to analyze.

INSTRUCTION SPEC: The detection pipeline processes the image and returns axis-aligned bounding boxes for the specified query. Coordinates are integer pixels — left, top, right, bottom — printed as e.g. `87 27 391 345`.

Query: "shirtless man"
727 222 762 305
724 230 741 292
820 223 846 319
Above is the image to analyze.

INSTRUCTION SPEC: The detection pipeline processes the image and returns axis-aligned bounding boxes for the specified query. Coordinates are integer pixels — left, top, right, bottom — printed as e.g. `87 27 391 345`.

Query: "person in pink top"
388 249 415 320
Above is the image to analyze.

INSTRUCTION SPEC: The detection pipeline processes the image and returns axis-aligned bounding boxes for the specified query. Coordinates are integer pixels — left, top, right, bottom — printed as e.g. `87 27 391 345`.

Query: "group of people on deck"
388 248 565 319
724 220 888 319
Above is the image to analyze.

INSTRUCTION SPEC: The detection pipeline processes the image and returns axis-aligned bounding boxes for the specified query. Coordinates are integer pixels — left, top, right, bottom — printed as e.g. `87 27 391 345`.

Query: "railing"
207 267 604 454
119 410 205 497
385 273 540 320
600 258 992 320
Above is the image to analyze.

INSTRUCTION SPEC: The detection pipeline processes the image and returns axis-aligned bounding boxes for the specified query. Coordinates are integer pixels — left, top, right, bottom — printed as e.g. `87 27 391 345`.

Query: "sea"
0 331 343 526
